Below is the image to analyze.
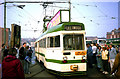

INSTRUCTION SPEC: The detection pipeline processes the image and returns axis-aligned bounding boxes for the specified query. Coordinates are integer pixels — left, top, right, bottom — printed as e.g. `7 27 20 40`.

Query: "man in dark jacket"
19 42 26 69
111 52 120 79
86 43 93 68
2 48 25 79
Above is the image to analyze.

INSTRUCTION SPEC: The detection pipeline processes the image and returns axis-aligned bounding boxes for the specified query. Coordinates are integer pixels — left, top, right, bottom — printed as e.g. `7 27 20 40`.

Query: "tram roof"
36 22 85 42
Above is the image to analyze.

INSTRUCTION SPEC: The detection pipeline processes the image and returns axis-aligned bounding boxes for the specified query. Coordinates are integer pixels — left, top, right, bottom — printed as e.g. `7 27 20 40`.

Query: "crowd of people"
1 42 33 79
1 42 120 79
87 43 120 78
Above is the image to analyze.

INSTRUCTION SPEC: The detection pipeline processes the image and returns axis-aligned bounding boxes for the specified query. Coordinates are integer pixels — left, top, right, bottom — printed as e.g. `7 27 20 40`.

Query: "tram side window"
39 40 42 47
55 35 60 47
47 37 50 48
39 38 46 48
43 38 46 48
47 35 60 48
50 37 53 47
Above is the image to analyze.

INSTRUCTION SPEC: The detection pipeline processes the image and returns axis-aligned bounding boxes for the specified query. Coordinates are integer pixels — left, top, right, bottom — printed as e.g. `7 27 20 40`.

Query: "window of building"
112 32 114 35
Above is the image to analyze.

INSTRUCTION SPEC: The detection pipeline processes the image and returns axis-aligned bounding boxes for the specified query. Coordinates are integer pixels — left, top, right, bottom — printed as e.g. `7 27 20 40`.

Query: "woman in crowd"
96 46 102 71
101 47 109 74
2 48 25 79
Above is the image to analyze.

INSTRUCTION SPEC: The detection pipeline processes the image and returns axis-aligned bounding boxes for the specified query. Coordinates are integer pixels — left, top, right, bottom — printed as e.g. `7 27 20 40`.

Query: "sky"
0 0 119 38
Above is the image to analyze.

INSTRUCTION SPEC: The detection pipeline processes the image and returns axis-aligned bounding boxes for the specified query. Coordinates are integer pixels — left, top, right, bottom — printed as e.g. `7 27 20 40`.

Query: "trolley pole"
4 0 6 44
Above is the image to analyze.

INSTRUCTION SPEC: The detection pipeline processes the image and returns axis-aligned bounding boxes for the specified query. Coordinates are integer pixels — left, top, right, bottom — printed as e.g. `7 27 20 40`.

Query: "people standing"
96 46 102 70
111 51 120 79
86 43 93 68
24 46 31 74
101 47 109 74
29 47 33 57
92 43 97 66
3 46 9 59
19 42 26 69
109 44 117 71
15 44 19 59
2 48 25 79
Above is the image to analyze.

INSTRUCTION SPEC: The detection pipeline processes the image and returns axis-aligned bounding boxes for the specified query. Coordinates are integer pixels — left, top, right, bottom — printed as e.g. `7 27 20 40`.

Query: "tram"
35 22 87 76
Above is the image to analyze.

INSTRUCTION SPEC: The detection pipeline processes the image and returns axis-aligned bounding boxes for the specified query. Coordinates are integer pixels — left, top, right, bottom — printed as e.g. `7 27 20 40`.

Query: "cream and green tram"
35 22 87 76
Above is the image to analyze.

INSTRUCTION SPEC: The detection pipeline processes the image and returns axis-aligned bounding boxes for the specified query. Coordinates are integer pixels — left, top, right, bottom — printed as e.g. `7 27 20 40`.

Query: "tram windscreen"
63 34 85 50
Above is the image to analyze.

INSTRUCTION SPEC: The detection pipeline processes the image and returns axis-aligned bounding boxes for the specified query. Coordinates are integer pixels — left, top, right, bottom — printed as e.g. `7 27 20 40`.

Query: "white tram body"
35 22 87 76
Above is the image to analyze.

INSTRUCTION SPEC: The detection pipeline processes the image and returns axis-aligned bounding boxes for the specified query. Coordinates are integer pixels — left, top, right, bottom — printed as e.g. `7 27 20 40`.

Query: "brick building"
106 28 120 45
0 27 10 49
107 28 120 39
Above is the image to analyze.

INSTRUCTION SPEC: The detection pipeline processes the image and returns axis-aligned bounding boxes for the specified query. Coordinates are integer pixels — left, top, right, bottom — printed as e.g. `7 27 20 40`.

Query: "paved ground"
25 57 115 79
25 49 116 79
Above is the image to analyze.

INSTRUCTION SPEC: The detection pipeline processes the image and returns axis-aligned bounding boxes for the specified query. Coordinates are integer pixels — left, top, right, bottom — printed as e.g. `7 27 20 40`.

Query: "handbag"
25 56 31 63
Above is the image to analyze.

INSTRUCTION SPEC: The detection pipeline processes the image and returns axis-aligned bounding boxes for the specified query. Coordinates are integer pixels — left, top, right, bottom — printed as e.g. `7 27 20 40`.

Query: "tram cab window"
63 34 84 50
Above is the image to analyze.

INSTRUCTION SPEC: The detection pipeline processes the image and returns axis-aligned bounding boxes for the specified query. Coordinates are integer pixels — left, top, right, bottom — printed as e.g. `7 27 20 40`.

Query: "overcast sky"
0 0 119 38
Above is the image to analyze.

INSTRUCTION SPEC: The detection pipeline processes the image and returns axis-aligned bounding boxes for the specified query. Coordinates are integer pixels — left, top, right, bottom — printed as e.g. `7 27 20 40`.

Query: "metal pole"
4 0 6 44
6 1 68 3
69 0 71 22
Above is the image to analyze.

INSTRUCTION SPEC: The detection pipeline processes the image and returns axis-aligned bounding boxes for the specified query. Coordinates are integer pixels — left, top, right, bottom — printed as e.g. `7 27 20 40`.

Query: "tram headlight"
81 55 86 63
62 56 68 63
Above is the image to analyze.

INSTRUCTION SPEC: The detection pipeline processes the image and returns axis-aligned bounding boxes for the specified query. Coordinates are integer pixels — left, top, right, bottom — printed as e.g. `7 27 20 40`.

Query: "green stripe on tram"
35 52 45 57
35 52 87 64
46 59 87 64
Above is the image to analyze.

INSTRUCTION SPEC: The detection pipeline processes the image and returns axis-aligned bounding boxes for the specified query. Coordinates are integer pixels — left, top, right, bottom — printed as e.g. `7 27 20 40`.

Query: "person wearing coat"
111 52 120 79
2 48 25 79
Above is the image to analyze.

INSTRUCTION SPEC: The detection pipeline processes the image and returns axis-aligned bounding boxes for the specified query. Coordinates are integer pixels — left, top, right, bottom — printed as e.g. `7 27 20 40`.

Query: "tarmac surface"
25 54 116 79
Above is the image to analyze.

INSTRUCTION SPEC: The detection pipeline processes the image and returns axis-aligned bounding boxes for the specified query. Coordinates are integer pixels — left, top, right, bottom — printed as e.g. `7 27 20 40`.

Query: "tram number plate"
75 51 86 55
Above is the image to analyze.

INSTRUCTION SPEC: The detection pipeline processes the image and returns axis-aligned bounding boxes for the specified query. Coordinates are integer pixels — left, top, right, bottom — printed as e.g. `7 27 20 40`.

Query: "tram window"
63 34 84 50
47 37 50 48
40 40 41 47
50 37 53 47
43 38 46 48
39 40 42 47
55 35 60 47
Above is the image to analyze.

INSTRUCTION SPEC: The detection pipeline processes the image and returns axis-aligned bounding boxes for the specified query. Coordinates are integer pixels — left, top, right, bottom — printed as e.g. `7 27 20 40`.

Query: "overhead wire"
71 2 117 26
71 4 100 25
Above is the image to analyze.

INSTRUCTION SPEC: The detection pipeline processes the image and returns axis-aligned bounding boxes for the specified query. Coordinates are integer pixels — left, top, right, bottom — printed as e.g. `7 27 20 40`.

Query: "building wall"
107 28 120 39
0 27 2 49
0 27 10 49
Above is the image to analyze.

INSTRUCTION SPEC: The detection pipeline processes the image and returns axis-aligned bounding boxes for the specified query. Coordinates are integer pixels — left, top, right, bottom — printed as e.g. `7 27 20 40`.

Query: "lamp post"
4 0 6 44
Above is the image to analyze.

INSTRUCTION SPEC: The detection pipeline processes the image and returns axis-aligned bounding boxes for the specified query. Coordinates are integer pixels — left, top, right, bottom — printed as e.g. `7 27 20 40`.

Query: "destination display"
47 10 70 29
